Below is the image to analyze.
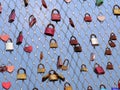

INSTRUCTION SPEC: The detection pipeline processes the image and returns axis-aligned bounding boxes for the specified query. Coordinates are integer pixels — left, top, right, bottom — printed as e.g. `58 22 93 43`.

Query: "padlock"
94 63 105 75
96 0 103 6
105 47 112 55
6 38 14 52
64 0 71 3
69 18 75 28
111 88 119 90
57 74 65 81
37 63 46 73
106 61 113 70
64 82 72 90
57 56 63 69
24 44 33 53
100 84 106 90
51 9 61 22
44 23 55 36
49 70 58 81
69 36 78 45
42 74 50 82
49 38 58 48
84 13 92 22
90 52 95 61
17 67 27 80
0 65 7 72
8 9 16 23
61 59 69 71
24 0 29 7
42 0 47 9
74 43 82 52
108 40 116 48
97 12 105 22
90 34 99 47
2 81 11 90
16 31 23 45
29 15 36 27
40 51 43 60
0 34 10 42
110 32 117 40
32 87 38 90
0 3 2 14
87 85 93 90
113 5 120 15
80 64 88 72
6 63 15 73
118 79 120 88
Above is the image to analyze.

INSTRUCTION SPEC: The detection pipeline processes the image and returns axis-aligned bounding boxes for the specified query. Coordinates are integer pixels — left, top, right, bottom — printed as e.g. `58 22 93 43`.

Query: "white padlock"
90 34 99 47
6 38 14 52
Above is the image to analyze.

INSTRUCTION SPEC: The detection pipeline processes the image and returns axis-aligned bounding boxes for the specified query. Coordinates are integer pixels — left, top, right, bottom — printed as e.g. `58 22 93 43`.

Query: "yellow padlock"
80 64 88 72
50 38 58 48
64 82 72 90
61 59 69 71
17 67 27 80
49 70 58 82
37 63 46 73
113 5 120 15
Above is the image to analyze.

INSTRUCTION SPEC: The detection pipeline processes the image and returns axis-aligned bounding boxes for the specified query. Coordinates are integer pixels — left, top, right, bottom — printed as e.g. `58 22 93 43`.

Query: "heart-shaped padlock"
2 81 11 89
97 12 105 22
0 34 10 42
6 65 15 73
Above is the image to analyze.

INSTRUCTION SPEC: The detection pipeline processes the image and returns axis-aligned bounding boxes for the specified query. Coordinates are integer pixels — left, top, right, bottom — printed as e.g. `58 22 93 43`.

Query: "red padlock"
16 31 23 45
29 15 36 27
44 23 55 36
0 3 2 14
69 36 78 45
51 9 61 22
84 13 92 22
118 79 120 88
8 9 16 23
57 56 63 69
24 44 33 53
94 63 105 75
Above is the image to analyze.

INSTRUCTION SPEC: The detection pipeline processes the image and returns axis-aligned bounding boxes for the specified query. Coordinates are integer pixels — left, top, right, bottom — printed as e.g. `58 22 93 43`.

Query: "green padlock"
96 0 103 6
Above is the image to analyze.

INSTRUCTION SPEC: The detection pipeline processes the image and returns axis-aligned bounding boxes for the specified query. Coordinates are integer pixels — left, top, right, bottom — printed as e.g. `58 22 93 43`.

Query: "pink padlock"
0 3 2 14
29 15 36 27
8 9 16 23
44 23 55 36
16 31 23 45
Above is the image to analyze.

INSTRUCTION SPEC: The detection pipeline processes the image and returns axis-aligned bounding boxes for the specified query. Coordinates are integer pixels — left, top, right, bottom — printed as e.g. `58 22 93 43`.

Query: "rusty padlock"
61 59 69 71
105 47 112 55
74 43 82 52
110 32 117 40
106 62 113 70
24 0 29 7
69 36 78 45
57 56 63 69
108 40 116 48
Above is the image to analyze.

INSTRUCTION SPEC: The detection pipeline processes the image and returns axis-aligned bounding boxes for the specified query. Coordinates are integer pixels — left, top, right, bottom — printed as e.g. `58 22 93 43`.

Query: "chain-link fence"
0 0 120 90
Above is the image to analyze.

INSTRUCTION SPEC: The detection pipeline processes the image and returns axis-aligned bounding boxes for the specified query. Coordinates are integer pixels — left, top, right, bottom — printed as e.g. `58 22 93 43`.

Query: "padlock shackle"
64 82 71 87
7 38 13 42
17 67 26 74
107 61 112 65
47 23 55 28
113 4 120 9
51 9 60 14
85 13 91 16
63 59 69 66
11 9 15 13
19 31 22 35
29 15 35 22
100 84 106 89
90 34 97 39
49 70 57 75
50 38 57 43
94 63 100 68
87 85 93 90
81 64 87 68
70 35 77 40
74 43 81 47
38 63 45 69
32 87 38 90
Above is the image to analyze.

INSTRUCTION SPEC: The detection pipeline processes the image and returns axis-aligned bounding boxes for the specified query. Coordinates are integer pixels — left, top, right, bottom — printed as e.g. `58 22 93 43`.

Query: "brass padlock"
49 70 58 82
24 0 29 7
42 74 50 82
37 63 46 73
64 82 72 90
58 74 65 81
50 38 58 48
61 59 69 71
80 64 88 72
17 68 27 80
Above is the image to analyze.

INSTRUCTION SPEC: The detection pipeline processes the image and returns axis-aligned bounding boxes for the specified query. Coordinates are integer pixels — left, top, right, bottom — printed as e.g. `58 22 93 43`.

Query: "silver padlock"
6 38 14 52
90 34 99 48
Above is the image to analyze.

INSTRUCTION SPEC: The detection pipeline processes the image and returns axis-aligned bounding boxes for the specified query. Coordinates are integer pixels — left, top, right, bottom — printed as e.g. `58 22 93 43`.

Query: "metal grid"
0 0 120 90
